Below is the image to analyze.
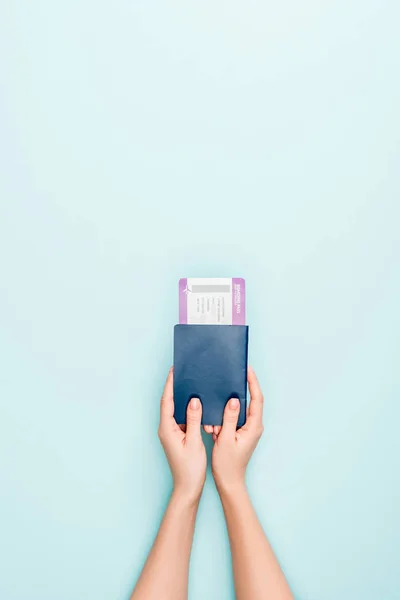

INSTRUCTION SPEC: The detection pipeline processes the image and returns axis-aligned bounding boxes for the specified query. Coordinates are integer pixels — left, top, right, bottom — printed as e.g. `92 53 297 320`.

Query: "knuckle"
225 414 237 424
186 412 199 425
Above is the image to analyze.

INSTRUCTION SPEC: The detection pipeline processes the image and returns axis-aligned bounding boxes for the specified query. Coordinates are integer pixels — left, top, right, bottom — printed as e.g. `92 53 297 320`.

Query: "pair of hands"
158 367 264 502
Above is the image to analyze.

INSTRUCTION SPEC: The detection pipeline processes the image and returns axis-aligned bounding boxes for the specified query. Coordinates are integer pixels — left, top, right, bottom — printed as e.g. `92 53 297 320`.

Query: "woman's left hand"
158 369 207 503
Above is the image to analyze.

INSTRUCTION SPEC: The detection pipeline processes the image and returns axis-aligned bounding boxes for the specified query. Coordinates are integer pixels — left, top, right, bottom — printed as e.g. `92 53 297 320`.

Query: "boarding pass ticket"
179 278 246 325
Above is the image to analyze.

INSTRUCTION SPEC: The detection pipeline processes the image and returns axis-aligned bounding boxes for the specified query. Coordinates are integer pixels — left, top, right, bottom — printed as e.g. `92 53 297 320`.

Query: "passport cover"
173 324 249 427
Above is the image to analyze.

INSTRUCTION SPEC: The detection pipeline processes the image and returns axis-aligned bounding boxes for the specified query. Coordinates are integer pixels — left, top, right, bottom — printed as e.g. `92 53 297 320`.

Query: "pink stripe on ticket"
179 278 188 324
232 278 246 325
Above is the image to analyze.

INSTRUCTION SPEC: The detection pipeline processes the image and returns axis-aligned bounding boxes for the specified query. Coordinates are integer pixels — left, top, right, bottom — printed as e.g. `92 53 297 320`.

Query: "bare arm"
131 491 200 600
220 485 293 600
131 370 206 600
211 368 294 600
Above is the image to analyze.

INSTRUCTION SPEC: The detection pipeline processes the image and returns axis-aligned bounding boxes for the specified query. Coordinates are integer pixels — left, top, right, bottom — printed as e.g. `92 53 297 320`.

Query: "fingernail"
229 398 239 409
190 398 199 410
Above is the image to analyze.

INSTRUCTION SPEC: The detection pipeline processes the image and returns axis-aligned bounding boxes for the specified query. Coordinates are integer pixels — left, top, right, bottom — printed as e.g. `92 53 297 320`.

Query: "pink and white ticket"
179 278 246 325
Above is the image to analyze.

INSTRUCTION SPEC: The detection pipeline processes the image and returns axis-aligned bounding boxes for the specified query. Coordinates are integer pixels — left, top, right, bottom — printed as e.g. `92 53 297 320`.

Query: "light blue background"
1 1 399 599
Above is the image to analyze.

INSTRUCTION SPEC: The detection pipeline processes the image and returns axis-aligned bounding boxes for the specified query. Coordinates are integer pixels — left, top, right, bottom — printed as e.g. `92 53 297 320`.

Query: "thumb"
220 398 240 439
186 398 202 442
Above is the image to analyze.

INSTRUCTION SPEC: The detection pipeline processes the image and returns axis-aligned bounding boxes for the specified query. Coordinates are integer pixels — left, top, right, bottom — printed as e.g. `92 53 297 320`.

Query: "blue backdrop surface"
0 2 399 599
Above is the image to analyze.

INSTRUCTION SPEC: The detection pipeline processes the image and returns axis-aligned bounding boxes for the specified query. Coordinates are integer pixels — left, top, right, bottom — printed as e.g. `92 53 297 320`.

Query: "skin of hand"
131 369 206 600
208 367 294 600
158 368 207 502
211 366 264 494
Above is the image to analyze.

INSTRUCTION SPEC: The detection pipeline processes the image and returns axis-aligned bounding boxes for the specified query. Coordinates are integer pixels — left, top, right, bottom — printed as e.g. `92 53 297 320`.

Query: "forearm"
131 489 200 600
219 484 293 600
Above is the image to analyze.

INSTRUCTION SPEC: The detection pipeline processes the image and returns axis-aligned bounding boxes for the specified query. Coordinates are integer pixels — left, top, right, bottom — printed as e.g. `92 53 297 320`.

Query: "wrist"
172 484 203 507
215 478 247 501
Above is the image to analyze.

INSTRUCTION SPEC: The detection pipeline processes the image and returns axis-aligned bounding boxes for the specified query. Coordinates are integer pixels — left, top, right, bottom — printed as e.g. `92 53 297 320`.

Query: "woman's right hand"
211 367 264 495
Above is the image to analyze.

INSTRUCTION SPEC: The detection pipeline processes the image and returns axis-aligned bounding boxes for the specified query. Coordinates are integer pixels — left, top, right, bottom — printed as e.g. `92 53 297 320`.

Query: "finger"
247 366 264 429
213 425 221 436
204 425 213 434
220 398 240 439
212 433 217 442
160 368 174 421
186 398 202 442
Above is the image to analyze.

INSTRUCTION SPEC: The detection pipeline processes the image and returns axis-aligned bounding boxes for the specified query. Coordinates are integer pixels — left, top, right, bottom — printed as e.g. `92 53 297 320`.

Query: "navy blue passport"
173 324 249 427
